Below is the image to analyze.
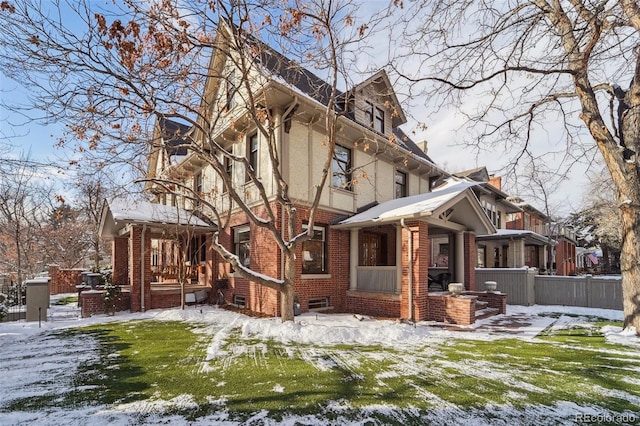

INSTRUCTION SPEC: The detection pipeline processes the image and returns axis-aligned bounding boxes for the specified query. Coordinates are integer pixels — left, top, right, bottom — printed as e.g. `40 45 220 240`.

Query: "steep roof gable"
347 69 407 127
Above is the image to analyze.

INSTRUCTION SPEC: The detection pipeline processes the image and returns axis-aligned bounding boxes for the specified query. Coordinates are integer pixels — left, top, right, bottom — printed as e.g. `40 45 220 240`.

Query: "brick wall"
48 265 83 295
80 288 131 317
476 291 507 314
346 291 401 318
426 294 476 325
214 203 349 318
113 237 129 285
151 292 183 309
81 290 105 317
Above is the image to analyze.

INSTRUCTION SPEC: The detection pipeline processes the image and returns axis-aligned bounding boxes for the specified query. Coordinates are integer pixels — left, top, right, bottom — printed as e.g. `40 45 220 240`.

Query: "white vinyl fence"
476 269 622 310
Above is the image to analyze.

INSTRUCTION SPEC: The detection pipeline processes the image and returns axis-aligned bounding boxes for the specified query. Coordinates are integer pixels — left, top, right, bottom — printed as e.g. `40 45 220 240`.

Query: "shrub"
102 270 122 316
0 293 8 321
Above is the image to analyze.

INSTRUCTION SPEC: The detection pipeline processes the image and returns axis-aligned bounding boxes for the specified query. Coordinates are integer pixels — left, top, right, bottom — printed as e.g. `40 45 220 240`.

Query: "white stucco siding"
355 150 377 207
287 122 312 201
376 160 394 201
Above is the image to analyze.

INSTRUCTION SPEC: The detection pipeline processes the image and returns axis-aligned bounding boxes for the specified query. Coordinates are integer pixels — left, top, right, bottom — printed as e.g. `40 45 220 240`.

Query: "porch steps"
475 300 499 320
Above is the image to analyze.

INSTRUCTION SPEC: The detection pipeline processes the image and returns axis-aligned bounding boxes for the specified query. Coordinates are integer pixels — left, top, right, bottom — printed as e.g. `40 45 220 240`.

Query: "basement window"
308 297 329 310
233 295 246 308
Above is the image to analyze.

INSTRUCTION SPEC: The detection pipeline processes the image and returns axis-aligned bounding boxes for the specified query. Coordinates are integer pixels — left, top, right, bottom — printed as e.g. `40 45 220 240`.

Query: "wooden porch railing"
151 264 199 281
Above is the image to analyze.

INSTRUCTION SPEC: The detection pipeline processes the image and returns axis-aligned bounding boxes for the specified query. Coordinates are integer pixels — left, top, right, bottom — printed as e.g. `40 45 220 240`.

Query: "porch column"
512 238 525 267
129 225 152 312
349 228 358 290
400 221 429 321
464 232 476 291
112 237 128 286
455 231 464 284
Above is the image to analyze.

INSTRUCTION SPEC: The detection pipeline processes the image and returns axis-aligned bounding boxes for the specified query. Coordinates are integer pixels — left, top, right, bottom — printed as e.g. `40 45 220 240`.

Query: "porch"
99 198 217 312
335 179 502 324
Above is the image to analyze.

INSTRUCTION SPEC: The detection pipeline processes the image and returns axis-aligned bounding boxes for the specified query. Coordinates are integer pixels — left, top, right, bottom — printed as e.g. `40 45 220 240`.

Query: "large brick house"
99 20 498 322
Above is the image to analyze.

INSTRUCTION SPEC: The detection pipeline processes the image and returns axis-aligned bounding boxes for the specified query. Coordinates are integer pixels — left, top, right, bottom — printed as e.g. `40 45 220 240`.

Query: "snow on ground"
0 295 638 426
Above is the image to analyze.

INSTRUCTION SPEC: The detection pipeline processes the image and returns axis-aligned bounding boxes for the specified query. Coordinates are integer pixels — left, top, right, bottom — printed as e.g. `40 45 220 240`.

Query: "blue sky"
0 0 594 216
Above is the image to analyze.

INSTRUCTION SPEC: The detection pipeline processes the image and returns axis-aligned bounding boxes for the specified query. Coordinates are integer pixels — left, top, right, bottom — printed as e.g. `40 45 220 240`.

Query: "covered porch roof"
99 198 217 238
332 179 496 235
476 229 552 246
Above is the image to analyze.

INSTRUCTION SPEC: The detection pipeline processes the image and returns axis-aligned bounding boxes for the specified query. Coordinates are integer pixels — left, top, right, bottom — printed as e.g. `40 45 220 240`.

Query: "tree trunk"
619 202 640 332
613 78 640 334
280 252 296 322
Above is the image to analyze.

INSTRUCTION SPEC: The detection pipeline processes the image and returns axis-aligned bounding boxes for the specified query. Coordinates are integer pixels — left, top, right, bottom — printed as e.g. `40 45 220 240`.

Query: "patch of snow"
2 296 640 425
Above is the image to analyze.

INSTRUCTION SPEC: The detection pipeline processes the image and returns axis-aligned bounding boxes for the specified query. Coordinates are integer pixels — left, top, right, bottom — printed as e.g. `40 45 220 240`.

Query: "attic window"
365 101 385 133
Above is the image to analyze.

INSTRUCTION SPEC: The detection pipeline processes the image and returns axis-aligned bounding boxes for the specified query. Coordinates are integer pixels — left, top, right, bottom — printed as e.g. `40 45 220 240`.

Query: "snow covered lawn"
0 296 639 425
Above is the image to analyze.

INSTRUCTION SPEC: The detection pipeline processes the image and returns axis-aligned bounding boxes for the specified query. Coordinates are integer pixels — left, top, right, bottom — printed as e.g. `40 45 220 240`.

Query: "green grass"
52 295 78 305
3 316 640 424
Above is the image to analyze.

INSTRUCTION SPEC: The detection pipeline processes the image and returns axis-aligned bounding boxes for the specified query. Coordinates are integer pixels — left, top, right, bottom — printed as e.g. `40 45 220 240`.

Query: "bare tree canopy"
0 0 387 321
387 0 640 332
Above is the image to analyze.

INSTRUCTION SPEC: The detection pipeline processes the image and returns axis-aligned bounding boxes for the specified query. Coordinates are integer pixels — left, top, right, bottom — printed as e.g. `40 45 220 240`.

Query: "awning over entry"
333 179 496 235
99 198 217 238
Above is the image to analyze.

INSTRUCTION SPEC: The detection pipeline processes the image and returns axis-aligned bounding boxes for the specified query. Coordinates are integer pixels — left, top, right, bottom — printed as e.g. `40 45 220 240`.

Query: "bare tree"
386 1 640 333
0 152 54 287
72 172 114 270
570 164 623 273
0 0 376 321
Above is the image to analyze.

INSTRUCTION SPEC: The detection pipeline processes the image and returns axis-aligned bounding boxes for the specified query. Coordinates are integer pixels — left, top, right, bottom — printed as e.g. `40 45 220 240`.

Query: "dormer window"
365 101 385 133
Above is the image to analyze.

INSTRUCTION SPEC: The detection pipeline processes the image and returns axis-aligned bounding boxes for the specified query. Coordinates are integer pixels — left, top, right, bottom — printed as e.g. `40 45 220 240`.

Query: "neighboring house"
99 20 497 322
451 167 577 275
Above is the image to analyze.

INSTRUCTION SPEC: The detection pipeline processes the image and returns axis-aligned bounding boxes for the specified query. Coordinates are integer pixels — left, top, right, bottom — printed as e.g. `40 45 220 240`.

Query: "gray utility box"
25 278 50 322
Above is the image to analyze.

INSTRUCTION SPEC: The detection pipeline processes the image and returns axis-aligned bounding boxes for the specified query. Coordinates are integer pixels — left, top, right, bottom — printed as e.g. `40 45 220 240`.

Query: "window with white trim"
395 170 407 198
332 144 352 190
302 224 327 274
234 225 250 267
246 133 258 182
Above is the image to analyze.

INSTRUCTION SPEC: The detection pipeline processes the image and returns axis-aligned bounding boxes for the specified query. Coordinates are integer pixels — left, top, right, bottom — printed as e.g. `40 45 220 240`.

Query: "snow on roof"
335 179 480 227
107 198 214 229
477 228 551 245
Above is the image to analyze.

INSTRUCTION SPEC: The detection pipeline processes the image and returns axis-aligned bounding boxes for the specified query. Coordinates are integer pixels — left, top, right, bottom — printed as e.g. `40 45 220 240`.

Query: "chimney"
416 140 428 155
488 175 502 190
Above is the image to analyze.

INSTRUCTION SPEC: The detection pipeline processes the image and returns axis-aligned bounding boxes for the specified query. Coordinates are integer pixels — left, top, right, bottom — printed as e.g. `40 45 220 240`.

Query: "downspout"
141 224 147 312
400 219 413 322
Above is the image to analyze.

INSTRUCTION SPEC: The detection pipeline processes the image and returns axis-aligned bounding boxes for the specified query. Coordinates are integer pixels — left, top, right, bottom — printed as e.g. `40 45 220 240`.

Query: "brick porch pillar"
464 232 476 291
129 226 152 312
401 221 429 321
112 237 129 286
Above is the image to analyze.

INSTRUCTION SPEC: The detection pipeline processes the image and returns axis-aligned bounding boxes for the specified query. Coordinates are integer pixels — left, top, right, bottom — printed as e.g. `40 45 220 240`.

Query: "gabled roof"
333 178 496 234
476 229 552 246
99 198 216 238
158 117 192 158
218 20 441 173
507 197 548 220
346 69 407 127
455 166 490 182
